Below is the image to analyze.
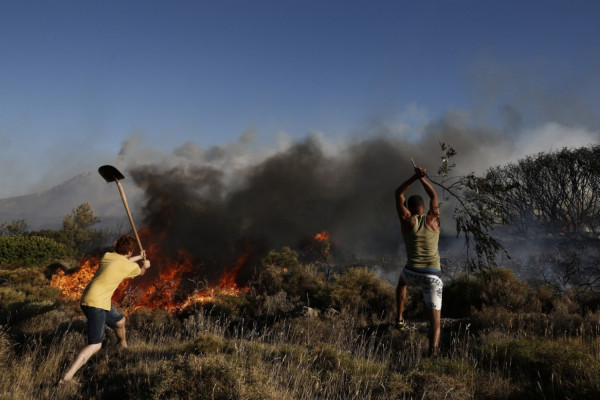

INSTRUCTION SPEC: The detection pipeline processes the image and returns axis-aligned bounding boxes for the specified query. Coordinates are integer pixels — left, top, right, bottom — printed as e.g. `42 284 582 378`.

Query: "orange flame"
50 231 249 314
50 257 99 300
314 230 330 242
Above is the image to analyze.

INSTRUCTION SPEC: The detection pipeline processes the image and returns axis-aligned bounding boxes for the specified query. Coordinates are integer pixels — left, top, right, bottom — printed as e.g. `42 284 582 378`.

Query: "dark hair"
407 195 424 213
114 235 139 255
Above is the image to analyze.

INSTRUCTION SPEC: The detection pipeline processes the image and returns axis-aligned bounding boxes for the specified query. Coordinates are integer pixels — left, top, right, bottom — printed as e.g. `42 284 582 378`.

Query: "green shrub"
0 235 73 267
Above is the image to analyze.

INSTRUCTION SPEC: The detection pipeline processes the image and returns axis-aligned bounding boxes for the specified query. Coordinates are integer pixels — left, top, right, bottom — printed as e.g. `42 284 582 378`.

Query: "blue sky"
1 0 599 198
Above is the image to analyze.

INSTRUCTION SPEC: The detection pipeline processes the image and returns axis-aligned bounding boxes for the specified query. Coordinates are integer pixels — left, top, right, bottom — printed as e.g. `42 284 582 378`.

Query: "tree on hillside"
62 202 101 232
0 219 28 236
33 203 108 254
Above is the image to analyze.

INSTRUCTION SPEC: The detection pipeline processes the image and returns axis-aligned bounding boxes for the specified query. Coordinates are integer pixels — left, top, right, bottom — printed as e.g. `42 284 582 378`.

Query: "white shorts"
399 268 443 310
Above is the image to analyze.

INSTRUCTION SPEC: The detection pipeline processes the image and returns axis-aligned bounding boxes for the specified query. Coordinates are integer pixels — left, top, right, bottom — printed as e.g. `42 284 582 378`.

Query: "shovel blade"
98 165 125 182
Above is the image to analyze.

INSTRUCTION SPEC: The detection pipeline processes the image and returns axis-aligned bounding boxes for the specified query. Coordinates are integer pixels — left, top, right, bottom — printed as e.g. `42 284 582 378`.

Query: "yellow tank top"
402 214 441 274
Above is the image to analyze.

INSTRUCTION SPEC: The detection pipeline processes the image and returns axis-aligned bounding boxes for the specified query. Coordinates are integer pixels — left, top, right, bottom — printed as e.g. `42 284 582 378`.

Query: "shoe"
395 320 406 329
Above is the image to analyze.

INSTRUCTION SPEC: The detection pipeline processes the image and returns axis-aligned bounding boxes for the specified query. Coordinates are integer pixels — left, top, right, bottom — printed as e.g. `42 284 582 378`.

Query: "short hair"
407 195 424 213
114 235 139 255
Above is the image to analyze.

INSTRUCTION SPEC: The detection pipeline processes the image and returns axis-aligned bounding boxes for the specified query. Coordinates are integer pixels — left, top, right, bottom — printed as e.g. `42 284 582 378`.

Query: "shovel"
98 165 145 259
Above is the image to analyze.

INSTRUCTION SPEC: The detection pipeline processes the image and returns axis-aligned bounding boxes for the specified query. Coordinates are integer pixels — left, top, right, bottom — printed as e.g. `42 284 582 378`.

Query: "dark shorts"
81 304 124 344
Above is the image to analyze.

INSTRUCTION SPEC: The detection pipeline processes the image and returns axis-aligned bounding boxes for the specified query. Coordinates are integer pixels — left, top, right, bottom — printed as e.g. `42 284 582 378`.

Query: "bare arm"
395 173 419 223
138 259 151 276
130 251 151 276
419 175 439 216
417 172 440 230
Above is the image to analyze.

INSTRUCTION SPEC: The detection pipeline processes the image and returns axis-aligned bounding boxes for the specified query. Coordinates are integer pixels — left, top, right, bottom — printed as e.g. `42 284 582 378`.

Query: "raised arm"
395 173 419 222
419 174 439 216
417 173 440 230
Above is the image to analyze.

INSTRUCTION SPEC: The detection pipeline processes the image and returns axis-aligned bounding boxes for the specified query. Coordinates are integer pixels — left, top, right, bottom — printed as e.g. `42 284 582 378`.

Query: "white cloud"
513 123 599 161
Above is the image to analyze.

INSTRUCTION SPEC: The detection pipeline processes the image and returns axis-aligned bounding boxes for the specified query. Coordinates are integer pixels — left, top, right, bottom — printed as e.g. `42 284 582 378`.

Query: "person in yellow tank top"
395 165 442 357
59 234 151 384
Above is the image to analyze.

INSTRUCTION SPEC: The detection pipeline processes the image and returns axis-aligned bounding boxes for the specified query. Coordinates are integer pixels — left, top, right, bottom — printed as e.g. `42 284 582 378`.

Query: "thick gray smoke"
123 115 600 284
129 136 418 281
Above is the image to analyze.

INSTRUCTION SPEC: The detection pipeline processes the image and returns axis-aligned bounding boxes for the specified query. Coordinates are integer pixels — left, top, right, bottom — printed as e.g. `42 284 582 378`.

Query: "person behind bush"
59 234 151 383
395 165 442 356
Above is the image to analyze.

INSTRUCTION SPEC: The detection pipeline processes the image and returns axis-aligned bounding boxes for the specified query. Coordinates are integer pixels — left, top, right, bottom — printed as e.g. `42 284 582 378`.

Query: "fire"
50 232 249 314
314 230 330 242
51 257 99 300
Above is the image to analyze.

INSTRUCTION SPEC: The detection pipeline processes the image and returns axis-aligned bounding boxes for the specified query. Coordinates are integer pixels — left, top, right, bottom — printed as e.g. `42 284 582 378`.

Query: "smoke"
120 113 600 284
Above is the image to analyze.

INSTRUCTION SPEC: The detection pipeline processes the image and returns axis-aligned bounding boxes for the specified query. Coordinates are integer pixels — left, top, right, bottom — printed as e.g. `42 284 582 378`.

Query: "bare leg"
396 280 407 323
114 317 128 348
60 343 102 382
428 308 441 356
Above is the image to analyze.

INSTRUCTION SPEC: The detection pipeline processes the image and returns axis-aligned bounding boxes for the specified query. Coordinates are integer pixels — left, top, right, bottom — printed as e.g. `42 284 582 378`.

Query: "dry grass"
1 263 600 399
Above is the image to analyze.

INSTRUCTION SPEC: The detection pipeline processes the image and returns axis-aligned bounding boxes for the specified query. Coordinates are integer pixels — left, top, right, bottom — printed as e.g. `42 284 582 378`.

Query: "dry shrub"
0 286 26 306
331 267 395 320
442 273 482 318
0 326 14 364
247 248 330 317
473 370 514 400
252 290 297 317
444 268 540 319
149 353 282 400
186 332 236 356
374 372 413 399
407 370 472 400
534 284 557 313
15 307 74 335
477 268 538 312
290 342 401 399
479 335 600 399
408 357 476 399
0 265 61 326
470 305 550 334
285 263 331 308
269 315 356 349
128 308 182 336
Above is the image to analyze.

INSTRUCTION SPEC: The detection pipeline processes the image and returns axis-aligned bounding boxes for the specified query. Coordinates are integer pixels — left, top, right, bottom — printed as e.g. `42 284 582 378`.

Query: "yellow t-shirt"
80 252 141 310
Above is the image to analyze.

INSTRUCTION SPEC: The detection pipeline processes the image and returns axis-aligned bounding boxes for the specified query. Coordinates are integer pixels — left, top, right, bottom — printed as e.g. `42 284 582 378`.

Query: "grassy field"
1 251 600 399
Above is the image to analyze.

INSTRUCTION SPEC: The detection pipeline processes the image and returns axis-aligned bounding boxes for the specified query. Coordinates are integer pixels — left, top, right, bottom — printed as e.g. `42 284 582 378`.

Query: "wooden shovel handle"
115 180 146 260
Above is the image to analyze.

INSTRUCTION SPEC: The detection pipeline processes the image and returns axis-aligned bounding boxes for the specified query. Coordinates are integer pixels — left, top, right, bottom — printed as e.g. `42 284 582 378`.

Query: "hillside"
0 172 144 230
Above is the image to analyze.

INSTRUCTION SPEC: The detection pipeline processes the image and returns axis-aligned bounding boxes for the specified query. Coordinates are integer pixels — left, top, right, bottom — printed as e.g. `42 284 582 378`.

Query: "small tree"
62 203 100 232
34 203 107 254
0 219 28 236
427 143 508 271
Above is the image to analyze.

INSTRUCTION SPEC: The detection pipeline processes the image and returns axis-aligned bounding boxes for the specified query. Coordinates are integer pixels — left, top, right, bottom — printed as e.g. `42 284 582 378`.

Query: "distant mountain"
0 172 144 231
